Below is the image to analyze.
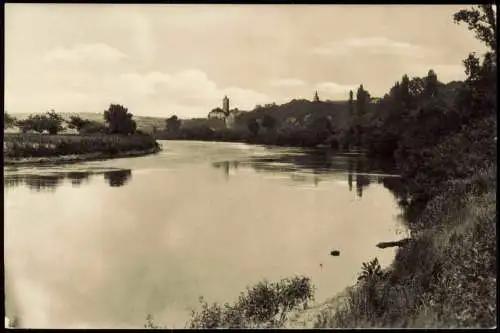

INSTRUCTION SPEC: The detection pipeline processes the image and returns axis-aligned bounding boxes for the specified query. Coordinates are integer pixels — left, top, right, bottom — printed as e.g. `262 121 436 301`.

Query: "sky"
5 4 488 119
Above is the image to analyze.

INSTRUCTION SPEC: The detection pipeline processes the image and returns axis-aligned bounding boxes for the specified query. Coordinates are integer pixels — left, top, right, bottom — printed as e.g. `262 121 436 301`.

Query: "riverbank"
306 163 496 328
4 147 161 166
4 133 161 166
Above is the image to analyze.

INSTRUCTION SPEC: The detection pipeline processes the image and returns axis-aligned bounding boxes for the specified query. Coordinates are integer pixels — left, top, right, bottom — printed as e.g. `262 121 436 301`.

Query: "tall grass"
4 133 159 159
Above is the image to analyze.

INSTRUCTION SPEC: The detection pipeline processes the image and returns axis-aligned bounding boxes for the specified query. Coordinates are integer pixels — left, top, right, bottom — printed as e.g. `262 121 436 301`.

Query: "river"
4 140 408 328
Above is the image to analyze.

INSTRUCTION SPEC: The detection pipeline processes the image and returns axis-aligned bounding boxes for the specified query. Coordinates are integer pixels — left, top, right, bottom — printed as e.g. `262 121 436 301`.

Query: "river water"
4 140 407 328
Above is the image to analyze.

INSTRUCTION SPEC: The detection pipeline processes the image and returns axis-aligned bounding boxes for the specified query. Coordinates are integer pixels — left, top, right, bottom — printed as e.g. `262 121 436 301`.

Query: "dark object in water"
376 238 411 249
330 250 340 256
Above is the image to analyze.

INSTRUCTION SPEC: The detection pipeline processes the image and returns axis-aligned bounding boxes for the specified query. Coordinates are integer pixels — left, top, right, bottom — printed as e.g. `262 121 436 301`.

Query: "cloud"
315 81 358 99
43 43 127 64
311 37 426 58
5 64 273 118
269 78 306 87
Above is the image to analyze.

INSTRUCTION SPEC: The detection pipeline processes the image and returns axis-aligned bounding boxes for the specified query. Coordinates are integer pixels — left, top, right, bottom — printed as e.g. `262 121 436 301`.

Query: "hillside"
233 99 352 131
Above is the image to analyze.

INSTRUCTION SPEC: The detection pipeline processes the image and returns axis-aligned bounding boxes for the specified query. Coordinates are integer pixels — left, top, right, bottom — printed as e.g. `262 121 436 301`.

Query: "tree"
15 111 64 134
348 90 354 115
165 115 181 134
68 115 87 131
103 104 136 135
400 75 411 107
454 5 497 120
424 70 438 98
356 84 371 116
454 5 496 52
4 112 16 129
261 115 277 131
45 110 64 134
247 118 260 136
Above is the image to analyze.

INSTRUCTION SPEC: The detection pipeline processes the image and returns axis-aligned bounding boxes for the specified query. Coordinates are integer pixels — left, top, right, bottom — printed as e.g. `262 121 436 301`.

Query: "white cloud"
43 43 127 64
269 78 306 87
315 81 358 99
312 37 426 58
5 64 273 118
222 87 271 110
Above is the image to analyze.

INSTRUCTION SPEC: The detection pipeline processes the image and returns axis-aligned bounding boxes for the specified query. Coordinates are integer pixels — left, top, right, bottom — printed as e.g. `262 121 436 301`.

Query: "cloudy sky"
5 4 488 118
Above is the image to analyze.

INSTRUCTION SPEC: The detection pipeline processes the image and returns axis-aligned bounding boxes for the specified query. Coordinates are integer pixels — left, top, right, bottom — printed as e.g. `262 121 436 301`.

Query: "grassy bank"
313 163 496 328
4 133 161 165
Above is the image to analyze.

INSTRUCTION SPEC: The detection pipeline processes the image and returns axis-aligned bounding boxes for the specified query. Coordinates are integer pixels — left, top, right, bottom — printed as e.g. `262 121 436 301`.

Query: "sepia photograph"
3 3 497 329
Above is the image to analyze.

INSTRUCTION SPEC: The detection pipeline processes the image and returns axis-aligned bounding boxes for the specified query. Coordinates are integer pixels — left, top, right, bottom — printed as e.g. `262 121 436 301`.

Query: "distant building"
313 91 320 102
207 95 241 129
223 95 230 114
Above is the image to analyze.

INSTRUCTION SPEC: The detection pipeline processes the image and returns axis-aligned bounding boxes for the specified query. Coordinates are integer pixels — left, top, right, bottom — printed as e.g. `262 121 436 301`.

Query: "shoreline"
3 146 161 167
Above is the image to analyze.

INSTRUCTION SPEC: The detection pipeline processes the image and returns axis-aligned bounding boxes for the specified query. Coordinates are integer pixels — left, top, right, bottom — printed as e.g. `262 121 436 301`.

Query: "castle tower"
313 91 320 102
223 95 230 115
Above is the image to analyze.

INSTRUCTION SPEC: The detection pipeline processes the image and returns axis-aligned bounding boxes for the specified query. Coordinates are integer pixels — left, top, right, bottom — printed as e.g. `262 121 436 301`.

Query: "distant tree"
247 118 260 136
4 111 16 129
16 111 64 134
68 115 87 131
356 84 371 116
80 121 107 134
399 75 412 107
424 69 439 97
348 90 354 115
408 77 425 97
45 110 65 134
261 115 277 131
16 117 34 133
165 115 181 134
103 104 136 135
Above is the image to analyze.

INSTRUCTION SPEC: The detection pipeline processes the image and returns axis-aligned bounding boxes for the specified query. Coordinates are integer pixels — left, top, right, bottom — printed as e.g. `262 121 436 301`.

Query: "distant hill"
233 99 352 131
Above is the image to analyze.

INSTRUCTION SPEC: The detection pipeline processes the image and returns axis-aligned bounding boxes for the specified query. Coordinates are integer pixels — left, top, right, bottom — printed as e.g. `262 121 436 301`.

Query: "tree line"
4 104 142 136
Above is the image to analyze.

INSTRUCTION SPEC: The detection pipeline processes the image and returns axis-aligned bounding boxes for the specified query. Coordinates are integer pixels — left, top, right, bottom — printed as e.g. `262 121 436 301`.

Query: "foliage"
103 104 137 135
165 115 182 134
4 111 17 129
15 110 65 134
67 115 87 131
261 114 277 131
68 115 107 134
247 118 260 136
453 5 496 52
187 276 314 328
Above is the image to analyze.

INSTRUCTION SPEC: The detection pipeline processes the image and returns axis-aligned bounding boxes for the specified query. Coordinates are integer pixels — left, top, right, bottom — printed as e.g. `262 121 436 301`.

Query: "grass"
313 164 496 328
4 132 160 160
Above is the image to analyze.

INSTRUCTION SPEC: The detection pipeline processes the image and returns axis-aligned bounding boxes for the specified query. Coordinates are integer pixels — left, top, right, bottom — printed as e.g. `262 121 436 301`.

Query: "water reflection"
211 150 398 198
103 170 133 187
3 169 133 191
212 161 240 179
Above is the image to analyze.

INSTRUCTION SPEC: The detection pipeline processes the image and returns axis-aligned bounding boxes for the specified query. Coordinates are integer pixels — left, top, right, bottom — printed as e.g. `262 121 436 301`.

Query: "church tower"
223 95 230 115
313 91 320 102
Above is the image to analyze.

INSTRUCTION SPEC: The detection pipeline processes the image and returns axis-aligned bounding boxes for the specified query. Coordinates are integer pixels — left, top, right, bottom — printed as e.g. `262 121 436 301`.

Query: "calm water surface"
4 141 407 328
